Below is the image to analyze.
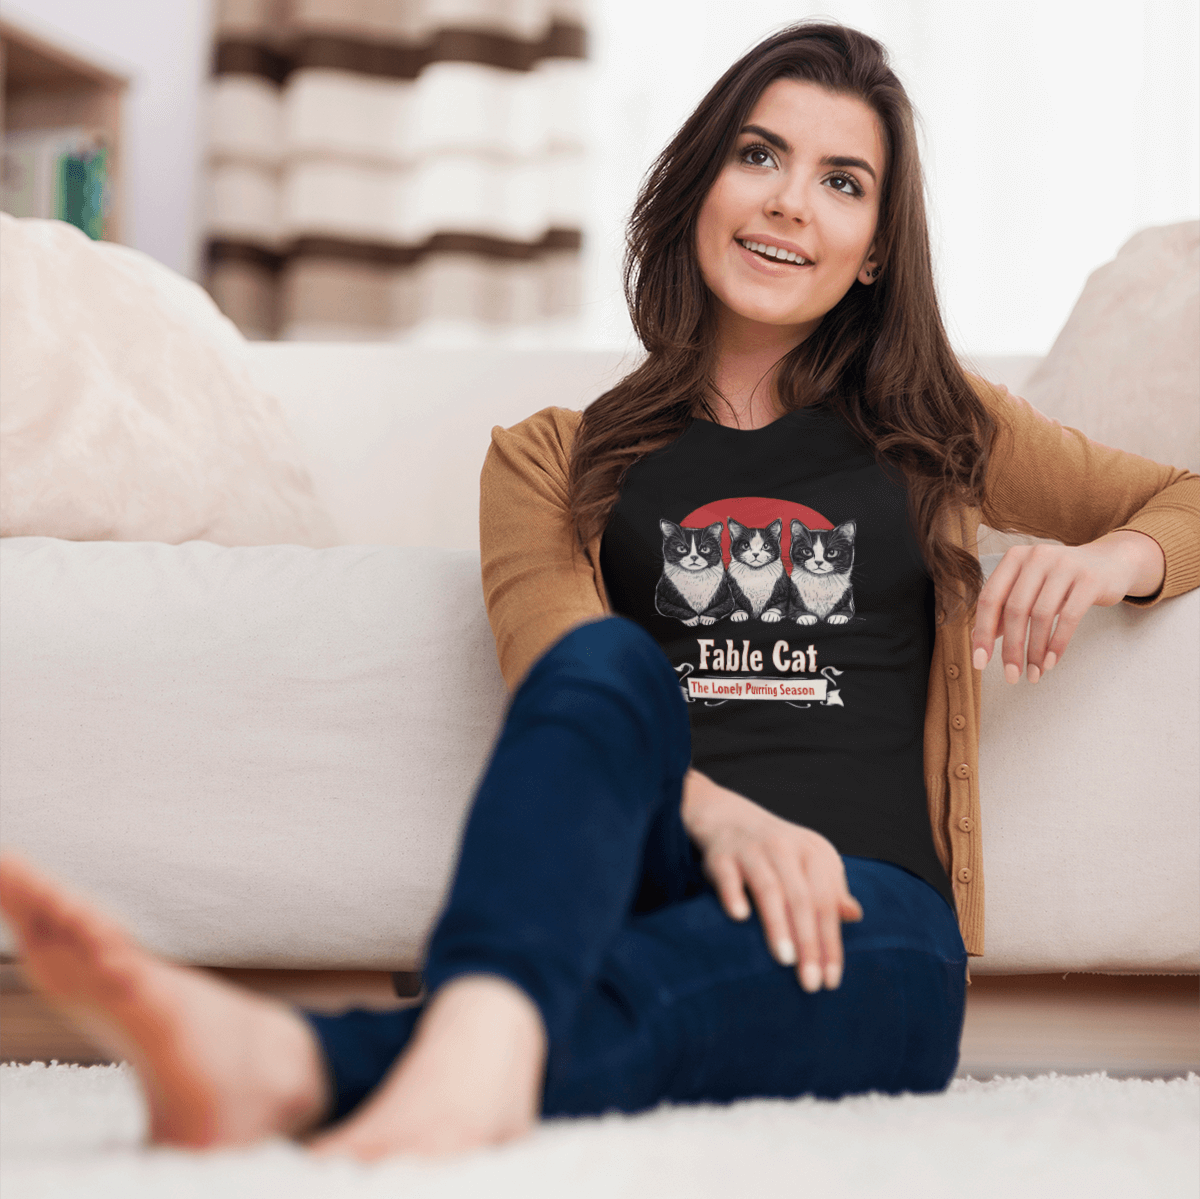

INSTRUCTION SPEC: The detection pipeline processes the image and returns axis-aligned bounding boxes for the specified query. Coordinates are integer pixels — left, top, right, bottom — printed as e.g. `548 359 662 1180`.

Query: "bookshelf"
0 18 128 241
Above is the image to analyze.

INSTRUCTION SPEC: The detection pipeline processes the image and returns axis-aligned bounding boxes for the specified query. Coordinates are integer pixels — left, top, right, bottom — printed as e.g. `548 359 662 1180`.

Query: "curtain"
204 0 587 341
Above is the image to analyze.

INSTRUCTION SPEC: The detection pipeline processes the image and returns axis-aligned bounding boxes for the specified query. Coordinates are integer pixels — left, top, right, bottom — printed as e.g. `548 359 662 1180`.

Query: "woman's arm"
479 409 609 689
681 769 862 993
971 382 1200 681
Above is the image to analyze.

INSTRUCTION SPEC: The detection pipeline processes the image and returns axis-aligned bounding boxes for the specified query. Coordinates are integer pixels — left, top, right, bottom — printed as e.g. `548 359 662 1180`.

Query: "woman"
1 21 1195 1161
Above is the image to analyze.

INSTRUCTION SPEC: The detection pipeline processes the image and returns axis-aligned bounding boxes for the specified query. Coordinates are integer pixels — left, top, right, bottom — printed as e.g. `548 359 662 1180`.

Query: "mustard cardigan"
478 377 1200 955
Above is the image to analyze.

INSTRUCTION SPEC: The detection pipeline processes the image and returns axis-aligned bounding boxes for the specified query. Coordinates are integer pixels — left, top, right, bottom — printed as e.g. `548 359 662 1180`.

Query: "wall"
1 0 212 280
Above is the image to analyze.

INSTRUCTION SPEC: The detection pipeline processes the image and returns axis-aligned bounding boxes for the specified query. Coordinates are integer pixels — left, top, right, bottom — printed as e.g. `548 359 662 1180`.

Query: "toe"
0 859 71 950
0 854 45 922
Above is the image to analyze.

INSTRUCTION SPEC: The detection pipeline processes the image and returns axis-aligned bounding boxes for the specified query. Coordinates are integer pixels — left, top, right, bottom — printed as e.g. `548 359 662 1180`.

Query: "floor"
1 963 1196 1078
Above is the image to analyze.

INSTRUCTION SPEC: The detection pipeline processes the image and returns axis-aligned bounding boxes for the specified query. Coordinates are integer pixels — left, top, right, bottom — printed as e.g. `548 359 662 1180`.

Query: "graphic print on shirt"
788 520 856 625
656 498 855 708
653 519 735 626
727 518 791 622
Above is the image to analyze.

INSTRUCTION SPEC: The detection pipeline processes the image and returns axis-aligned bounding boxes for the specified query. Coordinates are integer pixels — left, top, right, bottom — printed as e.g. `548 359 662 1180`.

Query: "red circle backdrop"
680 497 832 572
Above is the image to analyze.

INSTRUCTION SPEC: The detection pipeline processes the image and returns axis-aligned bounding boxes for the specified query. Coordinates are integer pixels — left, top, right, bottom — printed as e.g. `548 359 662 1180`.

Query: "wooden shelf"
0 17 128 241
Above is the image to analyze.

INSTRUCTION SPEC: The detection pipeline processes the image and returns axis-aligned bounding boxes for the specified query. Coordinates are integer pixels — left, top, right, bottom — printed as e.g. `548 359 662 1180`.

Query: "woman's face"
695 78 885 346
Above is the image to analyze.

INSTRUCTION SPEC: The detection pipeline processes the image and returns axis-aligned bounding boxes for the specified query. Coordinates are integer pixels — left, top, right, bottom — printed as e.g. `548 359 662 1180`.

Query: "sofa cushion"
0 537 507 968
0 215 337 547
0 539 1195 973
973 561 1199 973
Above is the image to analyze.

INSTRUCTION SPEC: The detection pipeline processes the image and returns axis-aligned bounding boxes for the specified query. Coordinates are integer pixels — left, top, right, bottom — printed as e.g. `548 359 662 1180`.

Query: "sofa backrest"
244 347 1042 549
245 346 631 550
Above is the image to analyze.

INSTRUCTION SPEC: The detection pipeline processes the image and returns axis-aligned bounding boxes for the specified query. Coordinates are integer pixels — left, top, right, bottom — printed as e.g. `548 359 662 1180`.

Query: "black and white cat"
726 517 791 622
788 519 856 625
655 519 733 626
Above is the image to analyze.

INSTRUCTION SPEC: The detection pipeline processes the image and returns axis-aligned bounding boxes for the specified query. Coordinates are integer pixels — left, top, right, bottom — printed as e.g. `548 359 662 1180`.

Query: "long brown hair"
569 21 995 612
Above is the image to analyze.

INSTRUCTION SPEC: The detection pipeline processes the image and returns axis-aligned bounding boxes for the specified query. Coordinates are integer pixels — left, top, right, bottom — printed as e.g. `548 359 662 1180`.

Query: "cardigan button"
947 663 960 679
958 816 972 832
957 867 973 884
955 763 971 779
952 714 966 730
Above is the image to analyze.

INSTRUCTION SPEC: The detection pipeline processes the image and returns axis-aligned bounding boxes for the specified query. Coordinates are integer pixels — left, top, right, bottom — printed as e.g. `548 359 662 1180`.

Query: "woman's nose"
764 177 812 224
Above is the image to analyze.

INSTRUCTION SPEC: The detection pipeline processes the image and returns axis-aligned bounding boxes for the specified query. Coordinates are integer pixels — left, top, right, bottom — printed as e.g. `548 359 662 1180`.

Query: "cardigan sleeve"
479 407 609 688
975 378 1200 605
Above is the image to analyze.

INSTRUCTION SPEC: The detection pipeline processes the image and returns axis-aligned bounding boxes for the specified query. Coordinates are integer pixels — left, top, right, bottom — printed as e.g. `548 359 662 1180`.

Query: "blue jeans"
306 617 967 1122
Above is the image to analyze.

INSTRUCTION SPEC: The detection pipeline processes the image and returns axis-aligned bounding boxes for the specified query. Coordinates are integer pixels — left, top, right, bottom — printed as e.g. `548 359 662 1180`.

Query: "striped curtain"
204 0 587 341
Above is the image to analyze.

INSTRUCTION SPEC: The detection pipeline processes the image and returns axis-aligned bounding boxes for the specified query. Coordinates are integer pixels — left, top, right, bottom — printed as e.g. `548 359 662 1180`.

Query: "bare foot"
0 853 330 1149
309 974 547 1160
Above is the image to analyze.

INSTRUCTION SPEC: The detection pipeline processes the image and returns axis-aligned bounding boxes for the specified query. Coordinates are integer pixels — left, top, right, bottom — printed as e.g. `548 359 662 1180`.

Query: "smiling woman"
570 23 996 618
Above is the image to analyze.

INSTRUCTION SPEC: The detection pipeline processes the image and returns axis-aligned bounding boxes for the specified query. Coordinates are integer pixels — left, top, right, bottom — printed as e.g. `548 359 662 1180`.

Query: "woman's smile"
734 237 815 270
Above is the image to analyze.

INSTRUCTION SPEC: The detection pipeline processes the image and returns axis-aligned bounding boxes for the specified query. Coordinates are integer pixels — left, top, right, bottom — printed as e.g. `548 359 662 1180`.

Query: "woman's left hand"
972 530 1165 683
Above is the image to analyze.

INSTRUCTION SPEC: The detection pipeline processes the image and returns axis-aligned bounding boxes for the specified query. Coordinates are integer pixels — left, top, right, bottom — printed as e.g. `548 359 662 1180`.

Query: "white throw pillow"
1021 220 1199 472
0 215 337 546
976 221 1198 557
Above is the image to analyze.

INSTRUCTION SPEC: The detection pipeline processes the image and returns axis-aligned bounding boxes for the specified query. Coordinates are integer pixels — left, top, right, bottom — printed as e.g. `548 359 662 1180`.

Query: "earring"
868 267 880 278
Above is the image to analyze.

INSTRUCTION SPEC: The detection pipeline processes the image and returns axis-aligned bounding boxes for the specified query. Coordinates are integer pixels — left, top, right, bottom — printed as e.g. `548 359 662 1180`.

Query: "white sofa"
1 347 1196 977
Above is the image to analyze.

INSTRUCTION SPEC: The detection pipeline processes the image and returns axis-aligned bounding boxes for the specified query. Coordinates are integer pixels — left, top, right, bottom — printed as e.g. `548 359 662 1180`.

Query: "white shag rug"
1 1064 1196 1199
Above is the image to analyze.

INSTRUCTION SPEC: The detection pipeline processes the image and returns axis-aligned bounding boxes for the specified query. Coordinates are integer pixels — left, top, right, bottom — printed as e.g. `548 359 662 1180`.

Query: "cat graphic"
726 517 791 622
788 519 856 625
655 519 734 626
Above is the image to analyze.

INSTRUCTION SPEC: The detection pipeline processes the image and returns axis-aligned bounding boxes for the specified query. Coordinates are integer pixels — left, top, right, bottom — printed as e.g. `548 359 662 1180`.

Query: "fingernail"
801 963 822 993
775 939 796 966
1004 662 1020 685
1043 652 1057 672
824 962 842 990
732 901 750 920
1027 663 1040 684
972 647 988 671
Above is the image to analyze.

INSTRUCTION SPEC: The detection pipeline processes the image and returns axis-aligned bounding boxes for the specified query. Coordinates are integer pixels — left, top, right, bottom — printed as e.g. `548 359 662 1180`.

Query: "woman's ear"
858 241 881 285
858 258 881 285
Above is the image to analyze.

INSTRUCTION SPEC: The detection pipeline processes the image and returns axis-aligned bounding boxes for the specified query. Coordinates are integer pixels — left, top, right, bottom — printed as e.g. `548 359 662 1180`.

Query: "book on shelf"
0 126 111 240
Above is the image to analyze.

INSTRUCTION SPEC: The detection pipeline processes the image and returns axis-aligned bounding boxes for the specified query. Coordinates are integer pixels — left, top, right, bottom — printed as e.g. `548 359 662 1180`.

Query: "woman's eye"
740 144 775 168
827 173 862 197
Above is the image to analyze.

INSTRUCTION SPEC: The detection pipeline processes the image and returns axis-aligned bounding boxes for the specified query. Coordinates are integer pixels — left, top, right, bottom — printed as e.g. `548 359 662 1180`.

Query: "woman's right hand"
681 769 863 992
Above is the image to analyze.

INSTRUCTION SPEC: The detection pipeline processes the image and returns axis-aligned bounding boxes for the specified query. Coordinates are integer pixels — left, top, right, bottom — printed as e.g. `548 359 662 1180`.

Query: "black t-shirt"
600 404 954 910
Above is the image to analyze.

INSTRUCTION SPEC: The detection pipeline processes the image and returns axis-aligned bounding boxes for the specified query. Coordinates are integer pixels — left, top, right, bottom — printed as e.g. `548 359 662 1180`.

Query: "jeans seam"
846 935 966 968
